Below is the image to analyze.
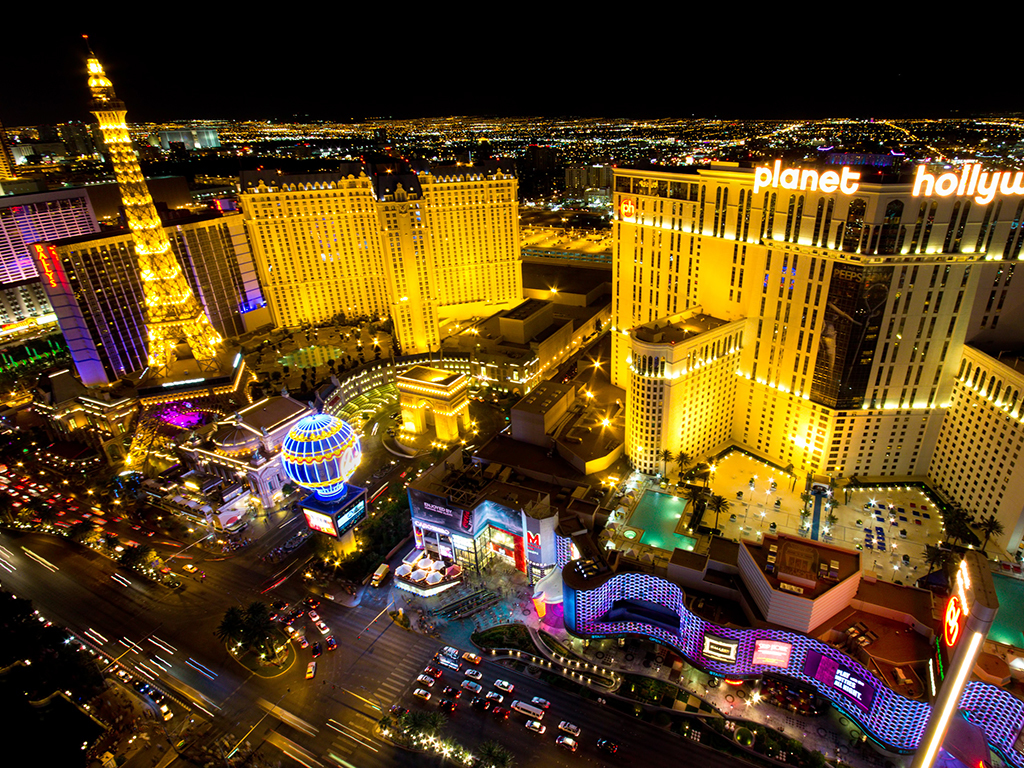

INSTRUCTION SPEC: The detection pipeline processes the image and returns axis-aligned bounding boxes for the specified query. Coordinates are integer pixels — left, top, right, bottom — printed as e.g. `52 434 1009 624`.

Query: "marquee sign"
702 634 739 664
753 160 1024 205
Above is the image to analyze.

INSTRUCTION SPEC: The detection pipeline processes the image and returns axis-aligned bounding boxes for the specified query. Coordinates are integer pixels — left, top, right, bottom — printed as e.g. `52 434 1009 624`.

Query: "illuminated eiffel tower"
85 39 222 378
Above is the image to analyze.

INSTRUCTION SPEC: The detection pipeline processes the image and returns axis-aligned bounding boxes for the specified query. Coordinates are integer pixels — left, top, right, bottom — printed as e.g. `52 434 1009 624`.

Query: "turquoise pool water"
990 573 1024 647
628 492 695 552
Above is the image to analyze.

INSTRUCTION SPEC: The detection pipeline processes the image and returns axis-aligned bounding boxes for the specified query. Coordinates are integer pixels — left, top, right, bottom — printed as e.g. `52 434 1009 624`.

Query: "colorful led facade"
281 414 361 501
560 551 1024 765
86 44 222 377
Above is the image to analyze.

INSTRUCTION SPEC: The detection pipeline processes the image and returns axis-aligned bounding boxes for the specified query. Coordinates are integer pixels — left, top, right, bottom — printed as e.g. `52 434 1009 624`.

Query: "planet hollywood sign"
753 160 1024 205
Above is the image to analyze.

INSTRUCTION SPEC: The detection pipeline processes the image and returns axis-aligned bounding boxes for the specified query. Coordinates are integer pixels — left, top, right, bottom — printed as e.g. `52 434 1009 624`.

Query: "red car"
422 666 442 678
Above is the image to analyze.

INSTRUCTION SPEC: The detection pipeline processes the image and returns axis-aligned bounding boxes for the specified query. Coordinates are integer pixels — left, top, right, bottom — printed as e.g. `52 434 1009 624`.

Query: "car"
597 738 619 754
159 702 174 721
485 691 504 704
316 620 330 635
182 564 197 573
389 704 408 717
470 695 491 711
558 721 580 737
303 597 321 608
439 698 458 713
423 666 442 678
416 674 435 687
326 636 337 651
461 680 482 693
297 636 309 649
308 611 320 622
305 661 317 679
464 668 482 680
462 652 481 664
271 599 289 611
494 679 514 693
490 705 509 720
412 688 431 701
530 696 551 709
556 735 578 752
525 719 546 734
441 685 462 699
311 642 322 658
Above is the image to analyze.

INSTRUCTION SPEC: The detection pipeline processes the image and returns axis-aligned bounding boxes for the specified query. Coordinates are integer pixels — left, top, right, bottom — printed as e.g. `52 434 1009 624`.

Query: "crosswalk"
324 639 431 759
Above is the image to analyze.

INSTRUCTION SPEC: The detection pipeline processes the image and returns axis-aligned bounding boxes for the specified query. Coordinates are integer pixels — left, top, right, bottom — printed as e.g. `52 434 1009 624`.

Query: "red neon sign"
619 197 636 220
944 595 963 647
33 243 59 288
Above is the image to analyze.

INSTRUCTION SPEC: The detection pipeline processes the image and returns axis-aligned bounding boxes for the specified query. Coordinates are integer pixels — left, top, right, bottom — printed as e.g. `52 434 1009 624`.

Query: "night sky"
0 15 1016 127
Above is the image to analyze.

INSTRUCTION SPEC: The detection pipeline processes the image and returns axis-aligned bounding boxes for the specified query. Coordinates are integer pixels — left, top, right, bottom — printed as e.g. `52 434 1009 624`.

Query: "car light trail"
21 547 58 572
0 557 14 573
151 655 172 671
111 573 131 587
326 720 378 752
83 628 108 644
186 658 217 680
149 636 176 654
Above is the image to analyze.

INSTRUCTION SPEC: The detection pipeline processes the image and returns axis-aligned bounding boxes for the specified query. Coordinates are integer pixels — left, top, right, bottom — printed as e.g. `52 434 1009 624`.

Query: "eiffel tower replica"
86 40 223 379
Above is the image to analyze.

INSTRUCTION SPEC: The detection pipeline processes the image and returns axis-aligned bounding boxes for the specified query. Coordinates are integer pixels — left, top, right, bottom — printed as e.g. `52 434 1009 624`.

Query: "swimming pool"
990 573 1024 648
626 491 695 552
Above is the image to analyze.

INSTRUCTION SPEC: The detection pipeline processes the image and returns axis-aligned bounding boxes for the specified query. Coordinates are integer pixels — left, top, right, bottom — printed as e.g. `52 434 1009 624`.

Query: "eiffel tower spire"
84 38 222 377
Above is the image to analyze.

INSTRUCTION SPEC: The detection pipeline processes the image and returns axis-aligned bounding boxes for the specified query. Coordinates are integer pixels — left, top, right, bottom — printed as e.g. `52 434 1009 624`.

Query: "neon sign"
752 639 792 668
619 197 636 220
33 243 60 288
702 634 739 664
944 595 963 648
754 160 860 195
914 164 1024 205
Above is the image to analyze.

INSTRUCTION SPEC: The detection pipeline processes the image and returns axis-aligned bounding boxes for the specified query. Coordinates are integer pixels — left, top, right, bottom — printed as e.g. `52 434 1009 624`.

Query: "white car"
316 620 330 635
413 688 431 701
416 674 435 687
558 720 580 737
308 611 320 622
494 679 514 693
464 669 482 680
525 719 546 734
531 696 551 709
485 691 503 704
461 680 482 693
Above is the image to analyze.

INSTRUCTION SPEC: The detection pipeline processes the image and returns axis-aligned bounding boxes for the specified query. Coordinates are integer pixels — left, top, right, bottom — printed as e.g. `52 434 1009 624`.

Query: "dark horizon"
1 20 1018 128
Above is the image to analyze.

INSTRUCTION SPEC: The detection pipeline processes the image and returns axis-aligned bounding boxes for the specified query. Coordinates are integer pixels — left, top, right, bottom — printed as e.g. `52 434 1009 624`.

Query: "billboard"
752 639 793 668
301 486 367 538
702 634 739 664
804 650 876 713
408 488 473 534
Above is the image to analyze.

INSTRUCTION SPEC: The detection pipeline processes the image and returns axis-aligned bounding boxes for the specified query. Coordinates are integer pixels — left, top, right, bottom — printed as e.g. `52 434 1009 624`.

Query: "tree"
242 601 276 658
675 451 692 480
478 741 517 768
217 606 246 645
706 494 730 532
975 514 1006 553
922 544 948 578
659 449 673 477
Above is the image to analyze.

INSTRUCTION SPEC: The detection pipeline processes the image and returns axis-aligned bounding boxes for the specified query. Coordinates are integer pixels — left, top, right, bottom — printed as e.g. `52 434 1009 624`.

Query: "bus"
511 700 545 720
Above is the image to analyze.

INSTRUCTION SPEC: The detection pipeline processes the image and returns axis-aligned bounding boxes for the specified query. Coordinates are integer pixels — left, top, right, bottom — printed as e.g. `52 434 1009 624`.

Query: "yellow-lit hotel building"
239 159 521 355
612 161 1024 555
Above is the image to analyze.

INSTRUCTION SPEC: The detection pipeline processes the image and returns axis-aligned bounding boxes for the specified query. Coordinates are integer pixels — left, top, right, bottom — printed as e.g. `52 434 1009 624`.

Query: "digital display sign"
304 509 337 537
702 634 739 664
804 650 876 713
753 639 792 668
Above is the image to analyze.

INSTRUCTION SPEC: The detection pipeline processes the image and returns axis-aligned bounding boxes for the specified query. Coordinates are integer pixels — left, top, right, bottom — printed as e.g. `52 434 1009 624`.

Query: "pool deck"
626 491 692 552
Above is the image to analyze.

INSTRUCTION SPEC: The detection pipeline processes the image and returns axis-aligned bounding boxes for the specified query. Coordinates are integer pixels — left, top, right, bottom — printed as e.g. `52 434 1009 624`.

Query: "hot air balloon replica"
281 413 367 554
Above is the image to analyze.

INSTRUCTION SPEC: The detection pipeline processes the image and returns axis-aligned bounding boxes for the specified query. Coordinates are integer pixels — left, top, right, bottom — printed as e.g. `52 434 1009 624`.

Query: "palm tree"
975 514 1006 553
217 606 247 646
922 544 949 578
478 740 516 768
659 449 673 478
706 494 730 532
242 601 277 659
675 451 691 481
422 711 448 739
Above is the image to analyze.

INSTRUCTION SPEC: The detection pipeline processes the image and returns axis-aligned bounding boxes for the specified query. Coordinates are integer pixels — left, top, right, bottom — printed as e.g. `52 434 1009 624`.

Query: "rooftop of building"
501 299 548 321
397 365 463 388
48 209 233 247
234 394 309 435
512 381 575 416
633 311 729 344
967 343 1024 377
744 533 861 601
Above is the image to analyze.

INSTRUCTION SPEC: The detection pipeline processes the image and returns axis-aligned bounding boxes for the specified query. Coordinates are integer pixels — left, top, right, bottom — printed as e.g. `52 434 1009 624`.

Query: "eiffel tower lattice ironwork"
85 40 221 377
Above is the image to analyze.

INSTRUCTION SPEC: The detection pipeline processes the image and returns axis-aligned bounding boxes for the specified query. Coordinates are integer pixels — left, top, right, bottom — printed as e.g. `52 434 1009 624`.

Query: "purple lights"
154 404 216 430
561 555 1024 765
